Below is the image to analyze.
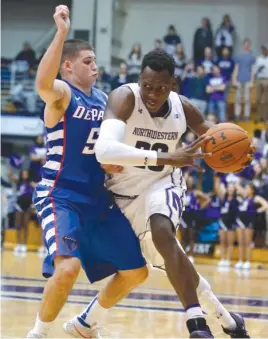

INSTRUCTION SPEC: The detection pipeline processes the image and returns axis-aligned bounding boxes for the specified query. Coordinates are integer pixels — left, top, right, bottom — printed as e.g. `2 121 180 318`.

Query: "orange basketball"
202 123 251 173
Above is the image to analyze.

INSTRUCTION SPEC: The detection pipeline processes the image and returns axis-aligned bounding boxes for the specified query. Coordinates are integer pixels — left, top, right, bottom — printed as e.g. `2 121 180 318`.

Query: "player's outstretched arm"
36 5 71 126
95 87 210 169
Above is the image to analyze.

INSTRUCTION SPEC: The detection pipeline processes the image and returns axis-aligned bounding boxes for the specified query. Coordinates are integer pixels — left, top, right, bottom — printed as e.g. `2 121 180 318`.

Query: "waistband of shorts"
112 192 139 200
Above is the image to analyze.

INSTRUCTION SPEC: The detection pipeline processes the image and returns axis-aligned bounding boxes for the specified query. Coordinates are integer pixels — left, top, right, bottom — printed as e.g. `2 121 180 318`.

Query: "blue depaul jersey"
38 82 107 203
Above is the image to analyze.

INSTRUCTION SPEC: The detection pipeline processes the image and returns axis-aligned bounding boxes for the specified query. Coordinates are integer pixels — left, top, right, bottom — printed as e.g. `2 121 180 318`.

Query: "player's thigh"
146 183 185 232
90 206 146 271
115 194 148 239
35 197 82 277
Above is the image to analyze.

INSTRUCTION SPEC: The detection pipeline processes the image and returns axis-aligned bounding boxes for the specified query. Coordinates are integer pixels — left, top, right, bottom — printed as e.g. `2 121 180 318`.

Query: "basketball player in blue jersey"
27 5 149 338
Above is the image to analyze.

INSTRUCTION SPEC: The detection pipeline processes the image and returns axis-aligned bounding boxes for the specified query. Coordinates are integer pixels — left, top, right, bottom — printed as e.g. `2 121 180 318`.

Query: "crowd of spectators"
1 14 268 261
1 136 46 254
1 14 268 121
179 122 268 266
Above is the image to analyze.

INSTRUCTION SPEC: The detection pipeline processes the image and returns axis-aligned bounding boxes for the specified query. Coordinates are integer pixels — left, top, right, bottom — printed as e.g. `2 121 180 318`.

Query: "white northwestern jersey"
106 83 187 196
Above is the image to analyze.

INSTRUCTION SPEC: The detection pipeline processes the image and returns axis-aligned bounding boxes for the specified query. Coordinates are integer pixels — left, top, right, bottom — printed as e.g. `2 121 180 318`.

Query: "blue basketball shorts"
33 189 146 283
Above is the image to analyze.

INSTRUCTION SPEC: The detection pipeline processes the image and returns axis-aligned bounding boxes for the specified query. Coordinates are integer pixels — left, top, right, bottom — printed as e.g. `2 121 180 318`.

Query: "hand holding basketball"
201 123 255 173
168 135 212 171
54 5 70 34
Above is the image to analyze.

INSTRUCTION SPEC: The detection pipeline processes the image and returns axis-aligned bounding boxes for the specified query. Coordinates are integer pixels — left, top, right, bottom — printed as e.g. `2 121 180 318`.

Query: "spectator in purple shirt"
206 65 227 121
29 135 46 182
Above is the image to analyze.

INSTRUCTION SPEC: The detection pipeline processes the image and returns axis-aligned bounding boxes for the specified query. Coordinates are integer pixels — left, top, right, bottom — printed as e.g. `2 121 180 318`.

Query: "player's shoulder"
92 87 108 103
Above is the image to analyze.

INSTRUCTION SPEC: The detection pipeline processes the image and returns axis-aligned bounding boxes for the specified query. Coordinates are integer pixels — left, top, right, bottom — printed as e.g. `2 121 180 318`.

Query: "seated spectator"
10 67 37 113
95 66 111 94
111 62 132 90
255 44 268 121
154 39 163 51
127 43 142 82
163 25 182 56
193 18 213 64
215 14 235 57
29 135 46 183
216 47 234 101
15 42 36 67
198 47 214 75
206 65 227 122
187 65 207 115
173 44 187 78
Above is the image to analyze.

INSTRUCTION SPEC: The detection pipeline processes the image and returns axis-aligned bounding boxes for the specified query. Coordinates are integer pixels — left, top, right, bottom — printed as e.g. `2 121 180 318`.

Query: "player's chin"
145 104 161 113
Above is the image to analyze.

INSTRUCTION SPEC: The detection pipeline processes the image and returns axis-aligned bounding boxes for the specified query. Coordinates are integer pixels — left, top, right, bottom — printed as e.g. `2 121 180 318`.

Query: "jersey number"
82 127 100 154
135 140 168 172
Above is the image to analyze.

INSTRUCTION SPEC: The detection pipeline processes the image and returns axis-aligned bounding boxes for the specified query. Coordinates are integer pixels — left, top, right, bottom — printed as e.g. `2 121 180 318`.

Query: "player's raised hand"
54 5 70 34
167 135 212 171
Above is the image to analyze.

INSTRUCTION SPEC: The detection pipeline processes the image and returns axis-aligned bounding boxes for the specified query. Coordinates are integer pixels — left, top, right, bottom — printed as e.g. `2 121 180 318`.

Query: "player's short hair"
61 39 93 64
141 49 175 77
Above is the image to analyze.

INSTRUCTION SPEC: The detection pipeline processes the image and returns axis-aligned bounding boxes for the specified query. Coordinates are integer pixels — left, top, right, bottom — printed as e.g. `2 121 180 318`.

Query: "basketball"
202 123 251 173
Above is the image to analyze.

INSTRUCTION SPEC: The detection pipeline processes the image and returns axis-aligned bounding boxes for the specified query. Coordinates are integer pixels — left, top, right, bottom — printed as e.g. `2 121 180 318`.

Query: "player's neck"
149 100 169 118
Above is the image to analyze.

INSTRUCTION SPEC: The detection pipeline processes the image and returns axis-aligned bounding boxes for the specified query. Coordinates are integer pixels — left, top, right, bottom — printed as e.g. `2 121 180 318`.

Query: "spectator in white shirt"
255 44 268 120
127 43 142 82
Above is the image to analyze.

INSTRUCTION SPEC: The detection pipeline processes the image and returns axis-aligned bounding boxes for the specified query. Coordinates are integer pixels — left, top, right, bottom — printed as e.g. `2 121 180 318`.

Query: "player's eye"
161 86 167 92
144 84 151 90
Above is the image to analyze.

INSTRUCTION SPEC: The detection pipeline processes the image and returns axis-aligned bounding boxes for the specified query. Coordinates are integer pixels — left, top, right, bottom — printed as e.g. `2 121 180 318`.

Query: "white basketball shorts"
113 171 186 268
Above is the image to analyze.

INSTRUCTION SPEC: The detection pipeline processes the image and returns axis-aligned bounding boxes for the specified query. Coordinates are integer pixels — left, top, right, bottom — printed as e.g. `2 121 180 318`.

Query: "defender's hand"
54 5 70 34
101 164 124 174
166 135 212 171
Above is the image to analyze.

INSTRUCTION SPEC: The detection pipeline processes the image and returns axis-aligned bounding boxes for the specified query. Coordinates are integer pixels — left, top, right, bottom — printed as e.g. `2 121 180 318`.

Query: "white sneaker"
13 244 22 253
217 260 226 267
224 260 231 267
20 244 27 252
235 261 244 269
242 261 251 269
188 256 194 264
27 330 47 338
63 318 102 338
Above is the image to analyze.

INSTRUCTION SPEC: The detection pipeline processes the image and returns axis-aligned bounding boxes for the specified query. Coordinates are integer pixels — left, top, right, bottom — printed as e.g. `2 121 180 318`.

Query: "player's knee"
150 214 176 250
120 265 149 286
54 256 81 285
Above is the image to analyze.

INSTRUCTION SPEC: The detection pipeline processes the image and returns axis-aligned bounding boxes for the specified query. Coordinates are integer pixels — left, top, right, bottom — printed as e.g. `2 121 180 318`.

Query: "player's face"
68 50 98 87
139 67 173 113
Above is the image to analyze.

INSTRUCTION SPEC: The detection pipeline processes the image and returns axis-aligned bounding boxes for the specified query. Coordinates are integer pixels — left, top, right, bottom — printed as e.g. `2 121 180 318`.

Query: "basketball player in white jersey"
66 50 252 338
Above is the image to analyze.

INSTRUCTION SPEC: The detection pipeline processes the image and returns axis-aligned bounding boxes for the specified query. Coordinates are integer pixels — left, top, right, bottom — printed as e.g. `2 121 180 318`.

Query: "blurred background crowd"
1 0 268 268
2 14 268 122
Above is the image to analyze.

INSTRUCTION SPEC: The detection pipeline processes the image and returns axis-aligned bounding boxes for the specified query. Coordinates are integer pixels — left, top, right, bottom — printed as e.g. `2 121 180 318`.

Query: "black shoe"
222 312 250 338
187 318 214 338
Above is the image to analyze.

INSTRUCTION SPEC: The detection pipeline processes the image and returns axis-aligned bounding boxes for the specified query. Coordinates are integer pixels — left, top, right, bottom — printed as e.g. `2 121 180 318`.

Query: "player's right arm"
36 5 71 128
95 87 210 169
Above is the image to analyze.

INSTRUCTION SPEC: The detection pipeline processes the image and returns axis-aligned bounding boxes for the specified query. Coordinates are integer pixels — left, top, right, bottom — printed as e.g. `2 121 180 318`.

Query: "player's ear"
171 76 178 92
64 59 72 73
